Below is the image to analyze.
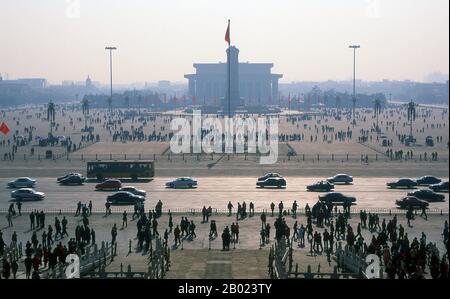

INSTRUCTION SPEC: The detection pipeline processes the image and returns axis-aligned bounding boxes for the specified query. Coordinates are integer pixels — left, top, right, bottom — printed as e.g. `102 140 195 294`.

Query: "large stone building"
184 46 282 110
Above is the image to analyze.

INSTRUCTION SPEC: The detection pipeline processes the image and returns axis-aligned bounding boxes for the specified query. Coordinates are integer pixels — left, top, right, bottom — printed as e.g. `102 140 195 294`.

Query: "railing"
147 236 171 279
45 241 117 279
0 207 447 216
268 236 291 279
333 241 383 279
287 271 356 279
1 151 447 163
82 270 148 279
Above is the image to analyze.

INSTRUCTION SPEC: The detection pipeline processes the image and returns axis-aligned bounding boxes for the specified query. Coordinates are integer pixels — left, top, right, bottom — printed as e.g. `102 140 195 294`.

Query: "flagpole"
227 19 231 118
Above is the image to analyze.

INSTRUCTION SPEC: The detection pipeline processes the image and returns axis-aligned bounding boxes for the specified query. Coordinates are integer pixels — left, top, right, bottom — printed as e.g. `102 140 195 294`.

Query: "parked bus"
87 160 155 180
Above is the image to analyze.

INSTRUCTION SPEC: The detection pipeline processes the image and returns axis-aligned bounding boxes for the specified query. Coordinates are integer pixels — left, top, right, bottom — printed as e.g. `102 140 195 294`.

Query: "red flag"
225 20 230 45
192 95 196 104
0 122 9 135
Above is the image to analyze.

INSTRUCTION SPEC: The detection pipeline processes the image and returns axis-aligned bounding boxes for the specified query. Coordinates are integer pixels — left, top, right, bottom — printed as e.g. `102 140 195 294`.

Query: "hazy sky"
0 0 448 84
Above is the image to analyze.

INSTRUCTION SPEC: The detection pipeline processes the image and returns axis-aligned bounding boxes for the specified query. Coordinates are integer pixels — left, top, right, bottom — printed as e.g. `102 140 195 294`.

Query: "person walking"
174 225 181 246
122 211 128 228
420 205 428 221
11 259 18 279
6 212 13 227
61 216 69 237
111 224 117 244
270 202 275 217
227 201 233 217
16 201 22 216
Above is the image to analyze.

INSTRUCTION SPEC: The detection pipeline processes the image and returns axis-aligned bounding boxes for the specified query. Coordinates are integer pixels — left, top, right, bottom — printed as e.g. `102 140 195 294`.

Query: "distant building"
1 78 47 89
86 75 92 88
184 46 283 108
158 80 171 89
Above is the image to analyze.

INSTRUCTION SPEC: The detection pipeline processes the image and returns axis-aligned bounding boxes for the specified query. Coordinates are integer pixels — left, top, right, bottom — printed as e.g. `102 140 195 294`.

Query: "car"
57 173 84 182
59 175 86 185
11 188 45 201
386 178 417 189
415 176 442 186
318 192 356 205
8 177 36 188
326 174 353 185
307 181 335 192
257 173 282 182
256 177 287 188
407 189 445 202
106 191 145 205
95 179 122 191
165 177 198 188
396 196 429 209
429 181 449 193
120 186 147 197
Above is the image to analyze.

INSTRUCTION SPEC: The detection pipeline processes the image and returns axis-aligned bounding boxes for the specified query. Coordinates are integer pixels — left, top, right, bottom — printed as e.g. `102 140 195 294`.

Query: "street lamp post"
105 46 117 113
349 45 360 125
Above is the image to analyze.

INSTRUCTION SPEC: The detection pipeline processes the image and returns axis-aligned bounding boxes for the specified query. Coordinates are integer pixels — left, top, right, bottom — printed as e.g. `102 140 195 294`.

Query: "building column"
188 78 196 98
271 79 279 103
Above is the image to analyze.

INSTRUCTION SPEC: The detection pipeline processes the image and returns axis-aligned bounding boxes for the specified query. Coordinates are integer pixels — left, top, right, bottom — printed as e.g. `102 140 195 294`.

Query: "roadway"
0 176 448 213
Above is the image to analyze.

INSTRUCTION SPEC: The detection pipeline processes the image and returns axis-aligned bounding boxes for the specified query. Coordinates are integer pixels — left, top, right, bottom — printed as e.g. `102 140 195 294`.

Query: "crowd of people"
1 206 99 279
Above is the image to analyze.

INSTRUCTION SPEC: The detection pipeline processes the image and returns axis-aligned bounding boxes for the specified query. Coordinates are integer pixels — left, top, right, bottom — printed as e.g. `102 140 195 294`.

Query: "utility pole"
227 20 231 118
349 45 360 125
105 46 117 114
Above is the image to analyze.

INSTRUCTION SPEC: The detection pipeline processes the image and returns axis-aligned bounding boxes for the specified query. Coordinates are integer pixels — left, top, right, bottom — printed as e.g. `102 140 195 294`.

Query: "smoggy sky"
0 0 448 84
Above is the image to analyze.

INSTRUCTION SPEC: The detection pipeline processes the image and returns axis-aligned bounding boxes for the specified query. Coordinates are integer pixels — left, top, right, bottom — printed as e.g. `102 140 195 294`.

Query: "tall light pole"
349 45 360 125
105 46 117 113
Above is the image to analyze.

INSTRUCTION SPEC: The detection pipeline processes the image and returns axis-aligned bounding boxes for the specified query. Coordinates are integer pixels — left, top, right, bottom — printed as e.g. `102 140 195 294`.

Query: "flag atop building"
225 20 230 45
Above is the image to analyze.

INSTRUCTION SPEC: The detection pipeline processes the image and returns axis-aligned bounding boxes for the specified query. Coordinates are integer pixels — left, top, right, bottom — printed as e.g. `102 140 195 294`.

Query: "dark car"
106 191 145 205
318 192 356 205
396 196 429 209
257 173 282 182
57 173 83 182
415 176 441 186
256 177 286 188
95 179 122 191
120 186 146 197
429 181 449 193
407 189 445 202
386 178 417 189
59 175 86 186
307 181 335 192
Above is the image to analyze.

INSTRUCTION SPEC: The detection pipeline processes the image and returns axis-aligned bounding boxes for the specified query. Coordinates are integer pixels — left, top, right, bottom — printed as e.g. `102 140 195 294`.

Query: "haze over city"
0 0 449 84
